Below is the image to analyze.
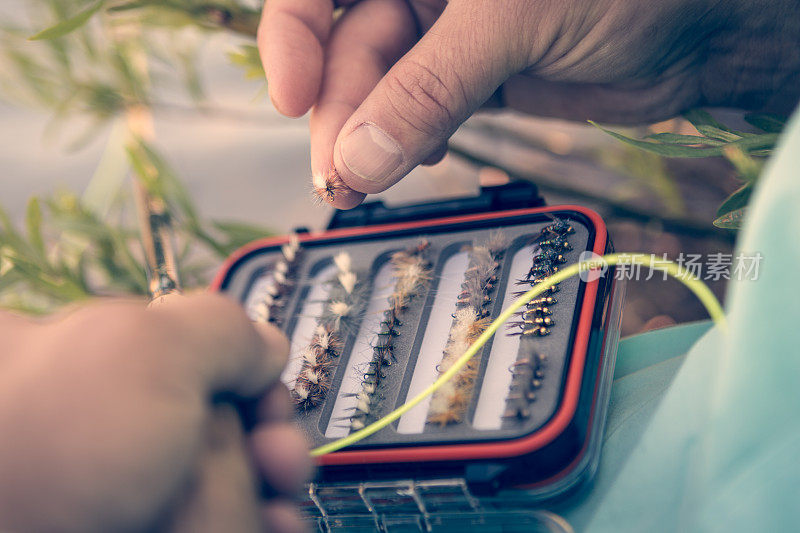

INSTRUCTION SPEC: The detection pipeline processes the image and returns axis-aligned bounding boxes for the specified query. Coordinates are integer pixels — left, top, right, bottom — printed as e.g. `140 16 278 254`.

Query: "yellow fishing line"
311 253 727 457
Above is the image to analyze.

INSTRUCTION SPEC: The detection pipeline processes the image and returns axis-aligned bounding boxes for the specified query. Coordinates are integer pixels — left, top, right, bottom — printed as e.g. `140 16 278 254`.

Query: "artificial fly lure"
502 354 547 420
311 168 350 206
322 252 361 331
348 241 432 432
427 232 508 426
536 215 576 242
502 217 574 420
508 218 574 338
292 251 361 410
249 234 301 326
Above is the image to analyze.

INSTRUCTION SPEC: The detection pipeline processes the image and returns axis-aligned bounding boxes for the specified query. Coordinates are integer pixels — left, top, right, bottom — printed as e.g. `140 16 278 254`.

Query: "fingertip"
269 87 313 118
252 321 290 374
251 424 314 495
260 14 325 118
310 168 367 209
328 187 367 210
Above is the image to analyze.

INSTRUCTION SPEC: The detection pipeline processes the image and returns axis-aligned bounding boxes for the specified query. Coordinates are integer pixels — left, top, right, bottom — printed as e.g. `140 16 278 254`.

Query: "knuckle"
385 59 462 136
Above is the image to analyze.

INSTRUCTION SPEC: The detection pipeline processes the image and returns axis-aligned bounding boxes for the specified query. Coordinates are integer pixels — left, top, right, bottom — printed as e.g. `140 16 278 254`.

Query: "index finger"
309 0 418 208
258 0 335 117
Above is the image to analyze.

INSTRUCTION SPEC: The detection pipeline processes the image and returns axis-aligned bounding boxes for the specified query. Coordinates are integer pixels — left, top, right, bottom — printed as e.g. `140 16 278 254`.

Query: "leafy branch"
30 0 260 41
0 140 272 314
591 110 787 229
1 0 271 313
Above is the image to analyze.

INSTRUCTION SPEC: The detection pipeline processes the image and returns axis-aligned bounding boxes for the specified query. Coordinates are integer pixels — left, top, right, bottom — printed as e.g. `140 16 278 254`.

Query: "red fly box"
212 184 623 530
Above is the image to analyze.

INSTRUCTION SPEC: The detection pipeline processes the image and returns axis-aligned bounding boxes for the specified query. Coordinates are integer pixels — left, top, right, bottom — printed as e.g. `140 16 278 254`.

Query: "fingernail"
340 123 403 183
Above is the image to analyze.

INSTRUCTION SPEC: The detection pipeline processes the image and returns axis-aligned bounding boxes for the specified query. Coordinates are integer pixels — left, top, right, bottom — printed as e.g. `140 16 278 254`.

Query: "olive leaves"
592 110 786 229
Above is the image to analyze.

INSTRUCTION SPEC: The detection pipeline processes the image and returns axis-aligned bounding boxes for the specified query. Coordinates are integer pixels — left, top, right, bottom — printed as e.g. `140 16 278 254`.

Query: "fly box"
212 184 624 532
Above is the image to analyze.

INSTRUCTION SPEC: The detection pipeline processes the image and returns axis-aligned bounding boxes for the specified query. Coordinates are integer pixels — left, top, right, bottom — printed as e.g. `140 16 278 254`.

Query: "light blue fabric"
557 107 800 532
613 320 712 379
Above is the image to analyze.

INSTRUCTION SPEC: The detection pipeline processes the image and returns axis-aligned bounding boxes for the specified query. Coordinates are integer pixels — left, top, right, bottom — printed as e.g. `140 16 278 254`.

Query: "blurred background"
2 0 775 335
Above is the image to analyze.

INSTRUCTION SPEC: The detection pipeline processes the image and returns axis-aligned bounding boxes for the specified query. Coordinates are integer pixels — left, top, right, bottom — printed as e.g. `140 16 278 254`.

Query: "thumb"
149 293 290 398
333 2 518 194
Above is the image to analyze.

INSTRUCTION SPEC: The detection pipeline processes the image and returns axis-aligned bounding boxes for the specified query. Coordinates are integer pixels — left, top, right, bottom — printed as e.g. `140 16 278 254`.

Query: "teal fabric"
613 320 712 379
556 108 800 532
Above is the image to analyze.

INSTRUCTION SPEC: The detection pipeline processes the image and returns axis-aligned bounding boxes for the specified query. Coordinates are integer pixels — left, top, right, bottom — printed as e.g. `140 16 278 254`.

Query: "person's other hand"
258 0 799 208
0 294 311 533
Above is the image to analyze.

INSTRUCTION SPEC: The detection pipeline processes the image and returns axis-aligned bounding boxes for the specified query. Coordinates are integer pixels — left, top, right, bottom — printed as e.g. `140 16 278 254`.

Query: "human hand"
0 294 311 533
258 0 800 208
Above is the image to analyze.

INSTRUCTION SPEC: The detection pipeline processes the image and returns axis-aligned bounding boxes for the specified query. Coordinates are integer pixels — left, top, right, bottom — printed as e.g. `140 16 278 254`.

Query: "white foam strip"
473 245 537 430
281 264 338 388
325 262 396 438
397 251 470 434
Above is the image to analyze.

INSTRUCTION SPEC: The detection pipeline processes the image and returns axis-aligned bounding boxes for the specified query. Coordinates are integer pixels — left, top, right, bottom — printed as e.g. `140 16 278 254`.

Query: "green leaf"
83 83 126 117
228 45 265 80
0 203 33 255
70 251 90 293
106 0 156 12
589 121 778 158
44 34 73 73
126 140 233 257
716 183 753 218
683 109 746 141
110 48 148 103
0 251 87 301
591 122 720 157
5 50 60 106
0 255 13 278
744 113 787 133
722 145 764 183
714 207 747 229
693 125 742 143
645 133 725 146
136 141 201 223
108 230 149 292
0 301 52 317
25 197 46 258
29 0 105 41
